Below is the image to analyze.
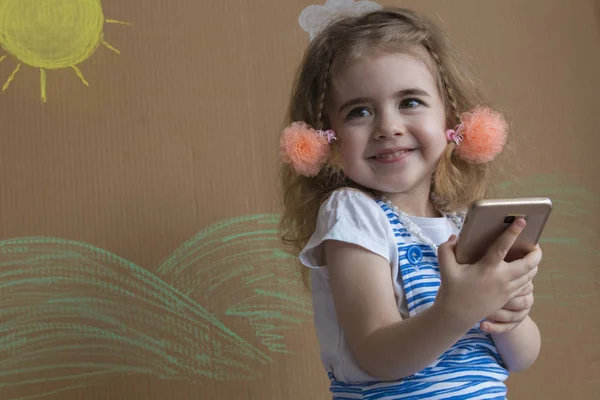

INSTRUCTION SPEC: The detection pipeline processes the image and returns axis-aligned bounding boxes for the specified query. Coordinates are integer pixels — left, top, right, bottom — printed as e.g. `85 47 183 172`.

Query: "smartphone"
455 197 553 264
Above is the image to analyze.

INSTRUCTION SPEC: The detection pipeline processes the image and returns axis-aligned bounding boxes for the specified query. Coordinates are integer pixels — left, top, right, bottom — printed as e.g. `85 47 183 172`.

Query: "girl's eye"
400 98 424 109
346 106 371 120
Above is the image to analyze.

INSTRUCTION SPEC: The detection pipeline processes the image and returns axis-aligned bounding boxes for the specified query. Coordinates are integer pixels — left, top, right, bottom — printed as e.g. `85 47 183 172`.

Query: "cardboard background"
0 0 598 398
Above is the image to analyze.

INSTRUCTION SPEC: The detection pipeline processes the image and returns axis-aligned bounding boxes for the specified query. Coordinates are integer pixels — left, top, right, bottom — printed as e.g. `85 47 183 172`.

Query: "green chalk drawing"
495 174 599 345
496 173 599 266
0 214 311 399
154 214 312 355
0 173 597 399
497 174 598 217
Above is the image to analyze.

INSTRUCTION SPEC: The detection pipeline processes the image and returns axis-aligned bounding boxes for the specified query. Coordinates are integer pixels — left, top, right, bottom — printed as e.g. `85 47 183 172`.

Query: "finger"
521 282 534 296
508 266 538 292
486 307 530 323
506 252 539 283
506 283 534 303
437 235 458 270
481 218 526 265
480 320 520 334
503 293 534 312
522 246 543 268
502 284 533 307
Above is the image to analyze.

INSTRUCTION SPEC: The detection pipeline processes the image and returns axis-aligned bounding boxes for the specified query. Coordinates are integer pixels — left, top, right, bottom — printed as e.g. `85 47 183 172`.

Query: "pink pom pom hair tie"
280 121 337 177
447 106 508 164
445 128 463 145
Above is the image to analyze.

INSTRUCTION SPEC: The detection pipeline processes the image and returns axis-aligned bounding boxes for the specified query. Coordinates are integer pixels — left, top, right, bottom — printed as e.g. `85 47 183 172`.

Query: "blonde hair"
279 7 511 288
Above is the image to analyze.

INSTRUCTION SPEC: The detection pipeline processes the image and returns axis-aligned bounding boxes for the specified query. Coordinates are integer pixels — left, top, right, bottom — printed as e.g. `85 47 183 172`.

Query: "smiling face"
327 49 449 210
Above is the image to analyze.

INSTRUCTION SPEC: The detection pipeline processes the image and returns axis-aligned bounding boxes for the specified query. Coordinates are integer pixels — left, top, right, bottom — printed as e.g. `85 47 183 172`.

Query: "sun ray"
0 1 130 102
41 68 47 102
72 66 89 86
102 40 121 55
105 19 132 26
2 64 21 91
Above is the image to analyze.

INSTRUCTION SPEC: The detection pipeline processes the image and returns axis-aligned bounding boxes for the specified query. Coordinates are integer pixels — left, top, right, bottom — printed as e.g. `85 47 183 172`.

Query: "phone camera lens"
504 216 515 224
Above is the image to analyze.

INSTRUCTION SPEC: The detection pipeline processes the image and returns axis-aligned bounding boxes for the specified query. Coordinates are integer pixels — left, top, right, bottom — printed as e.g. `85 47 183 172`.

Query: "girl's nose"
374 113 405 140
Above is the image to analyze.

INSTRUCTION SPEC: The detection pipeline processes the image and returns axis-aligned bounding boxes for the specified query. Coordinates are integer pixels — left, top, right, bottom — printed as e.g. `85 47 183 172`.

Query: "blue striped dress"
327 200 509 399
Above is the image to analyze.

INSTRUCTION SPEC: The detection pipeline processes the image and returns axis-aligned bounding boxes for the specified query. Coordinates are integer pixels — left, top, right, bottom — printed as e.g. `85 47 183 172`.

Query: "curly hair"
279 7 512 288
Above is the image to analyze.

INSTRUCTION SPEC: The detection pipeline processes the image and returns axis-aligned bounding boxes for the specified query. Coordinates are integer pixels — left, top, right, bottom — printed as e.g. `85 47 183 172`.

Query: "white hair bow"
298 0 382 41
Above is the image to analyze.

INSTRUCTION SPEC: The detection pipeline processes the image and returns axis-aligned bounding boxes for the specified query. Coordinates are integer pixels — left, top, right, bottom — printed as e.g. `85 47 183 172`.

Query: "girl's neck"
377 188 440 218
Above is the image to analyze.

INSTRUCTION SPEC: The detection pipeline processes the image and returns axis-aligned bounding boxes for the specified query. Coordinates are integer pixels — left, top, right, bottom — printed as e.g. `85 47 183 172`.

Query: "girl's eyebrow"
338 88 430 113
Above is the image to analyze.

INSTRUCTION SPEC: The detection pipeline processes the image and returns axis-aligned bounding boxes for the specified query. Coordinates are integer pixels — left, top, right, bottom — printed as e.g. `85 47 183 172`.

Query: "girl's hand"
481 281 536 333
436 218 541 328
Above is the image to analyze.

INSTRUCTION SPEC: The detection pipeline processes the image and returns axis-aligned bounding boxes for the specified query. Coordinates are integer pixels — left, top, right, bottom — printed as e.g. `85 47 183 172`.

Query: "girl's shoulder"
300 187 394 269
321 187 378 211
315 187 391 237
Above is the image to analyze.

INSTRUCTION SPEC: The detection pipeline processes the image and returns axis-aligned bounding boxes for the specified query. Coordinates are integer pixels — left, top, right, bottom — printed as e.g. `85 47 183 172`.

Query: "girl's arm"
324 223 539 381
324 239 474 381
491 316 541 372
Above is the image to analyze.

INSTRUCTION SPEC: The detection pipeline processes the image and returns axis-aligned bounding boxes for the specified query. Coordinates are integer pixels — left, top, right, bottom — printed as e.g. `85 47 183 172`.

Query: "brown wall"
0 1 598 399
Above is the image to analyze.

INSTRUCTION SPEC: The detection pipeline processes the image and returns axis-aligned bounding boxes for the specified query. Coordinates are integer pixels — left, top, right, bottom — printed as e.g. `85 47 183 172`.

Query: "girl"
278 6 541 400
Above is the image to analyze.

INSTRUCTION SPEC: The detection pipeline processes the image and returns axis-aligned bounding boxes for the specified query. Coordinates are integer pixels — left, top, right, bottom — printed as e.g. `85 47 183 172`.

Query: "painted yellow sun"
0 0 130 102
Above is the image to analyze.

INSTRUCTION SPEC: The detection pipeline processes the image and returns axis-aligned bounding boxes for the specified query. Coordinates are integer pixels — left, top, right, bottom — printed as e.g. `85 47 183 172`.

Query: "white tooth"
376 150 406 159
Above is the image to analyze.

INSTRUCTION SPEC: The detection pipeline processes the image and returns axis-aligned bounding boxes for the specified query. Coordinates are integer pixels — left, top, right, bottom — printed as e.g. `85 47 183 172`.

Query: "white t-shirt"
299 188 460 383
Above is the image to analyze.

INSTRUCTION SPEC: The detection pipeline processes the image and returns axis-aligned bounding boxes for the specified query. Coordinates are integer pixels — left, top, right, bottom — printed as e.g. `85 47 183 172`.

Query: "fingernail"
515 218 526 228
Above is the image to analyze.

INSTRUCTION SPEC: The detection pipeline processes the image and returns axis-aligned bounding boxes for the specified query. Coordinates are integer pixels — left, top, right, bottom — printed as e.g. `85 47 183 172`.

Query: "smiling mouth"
372 149 414 160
